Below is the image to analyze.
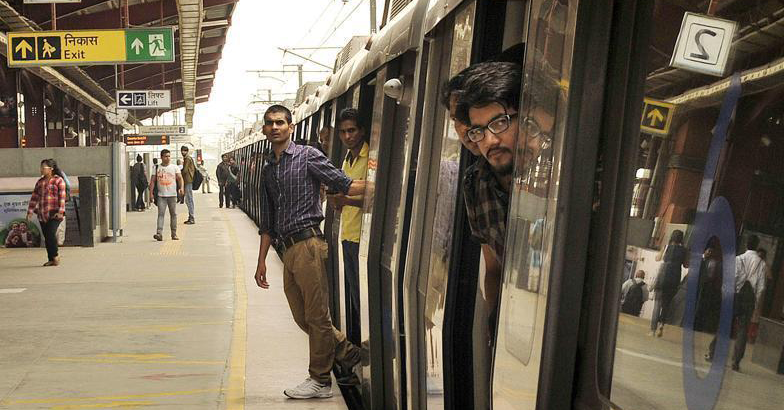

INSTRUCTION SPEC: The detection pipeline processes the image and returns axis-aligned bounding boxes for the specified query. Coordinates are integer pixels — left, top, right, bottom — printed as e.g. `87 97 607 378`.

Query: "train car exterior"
226 1 784 410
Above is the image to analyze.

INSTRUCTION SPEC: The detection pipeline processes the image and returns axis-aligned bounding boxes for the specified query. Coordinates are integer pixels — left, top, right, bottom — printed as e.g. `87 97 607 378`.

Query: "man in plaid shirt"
456 62 553 334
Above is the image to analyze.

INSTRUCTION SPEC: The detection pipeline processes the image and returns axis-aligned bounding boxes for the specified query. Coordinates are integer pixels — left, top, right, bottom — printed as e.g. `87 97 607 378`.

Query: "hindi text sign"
7 28 174 67
117 90 171 109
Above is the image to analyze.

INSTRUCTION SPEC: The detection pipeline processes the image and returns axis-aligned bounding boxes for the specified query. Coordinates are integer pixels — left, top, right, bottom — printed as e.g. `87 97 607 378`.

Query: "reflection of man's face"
449 95 480 155
319 129 331 154
18 223 27 233
469 102 518 175
338 120 364 150
520 107 555 166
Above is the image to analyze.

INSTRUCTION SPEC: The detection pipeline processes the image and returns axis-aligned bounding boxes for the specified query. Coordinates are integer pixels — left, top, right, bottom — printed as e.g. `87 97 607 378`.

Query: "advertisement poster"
0 193 65 248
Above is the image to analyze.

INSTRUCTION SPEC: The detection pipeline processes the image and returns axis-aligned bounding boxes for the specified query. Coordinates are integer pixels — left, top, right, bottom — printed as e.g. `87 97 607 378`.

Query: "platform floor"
0 193 346 409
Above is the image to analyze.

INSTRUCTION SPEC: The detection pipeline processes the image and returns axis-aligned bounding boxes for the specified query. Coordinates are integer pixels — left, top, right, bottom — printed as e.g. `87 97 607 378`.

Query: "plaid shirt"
463 158 509 262
27 175 67 222
259 142 352 239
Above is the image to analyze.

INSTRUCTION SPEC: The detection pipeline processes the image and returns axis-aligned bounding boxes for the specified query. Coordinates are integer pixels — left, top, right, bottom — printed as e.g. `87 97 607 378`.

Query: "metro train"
226 1 784 409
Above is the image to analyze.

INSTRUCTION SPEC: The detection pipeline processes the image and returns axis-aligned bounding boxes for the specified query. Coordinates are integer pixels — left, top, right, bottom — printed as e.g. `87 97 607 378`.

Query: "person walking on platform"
197 161 212 193
216 154 233 208
650 229 688 337
327 108 368 345
131 155 148 211
705 235 767 372
254 105 366 399
26 159 67 267
151 149 183 241
180 146 196 224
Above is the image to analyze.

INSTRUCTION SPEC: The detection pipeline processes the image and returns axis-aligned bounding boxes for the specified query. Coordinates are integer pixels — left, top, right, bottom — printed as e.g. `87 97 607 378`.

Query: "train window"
492 0 574 408
608 2 784 410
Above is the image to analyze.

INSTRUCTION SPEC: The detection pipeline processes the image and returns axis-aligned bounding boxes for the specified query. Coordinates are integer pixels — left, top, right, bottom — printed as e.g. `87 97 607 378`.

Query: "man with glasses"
456 62 553 333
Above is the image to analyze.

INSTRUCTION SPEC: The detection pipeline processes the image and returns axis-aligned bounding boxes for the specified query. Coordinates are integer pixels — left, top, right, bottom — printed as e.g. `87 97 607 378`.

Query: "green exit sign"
125 28 174 63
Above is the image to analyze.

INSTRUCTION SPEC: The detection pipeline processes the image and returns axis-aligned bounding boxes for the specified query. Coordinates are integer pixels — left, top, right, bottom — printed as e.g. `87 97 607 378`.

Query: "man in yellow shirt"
329 108 368 344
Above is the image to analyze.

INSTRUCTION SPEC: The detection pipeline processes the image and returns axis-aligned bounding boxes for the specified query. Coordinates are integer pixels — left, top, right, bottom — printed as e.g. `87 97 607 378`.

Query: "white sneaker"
283 378 333 399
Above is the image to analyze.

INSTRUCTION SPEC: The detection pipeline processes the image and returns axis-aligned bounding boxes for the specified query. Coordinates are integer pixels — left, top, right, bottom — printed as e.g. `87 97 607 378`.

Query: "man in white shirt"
706 234 766 371
150 149 184 241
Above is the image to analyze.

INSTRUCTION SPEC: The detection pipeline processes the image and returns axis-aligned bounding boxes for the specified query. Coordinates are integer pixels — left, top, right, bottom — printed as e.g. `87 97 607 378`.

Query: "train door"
549 1 784 410
402 0 526 408
357 54 417 410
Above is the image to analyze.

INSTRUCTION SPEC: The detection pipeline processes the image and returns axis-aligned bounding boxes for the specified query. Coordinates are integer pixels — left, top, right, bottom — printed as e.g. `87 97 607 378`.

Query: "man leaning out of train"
455 61 555 340
253 104 367 400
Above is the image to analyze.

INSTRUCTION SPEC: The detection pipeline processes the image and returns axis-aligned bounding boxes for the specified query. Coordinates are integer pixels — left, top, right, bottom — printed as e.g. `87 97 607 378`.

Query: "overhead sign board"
640 98 675 135
7 28 174 67
24 1 81 3
670 13 737 77
125 134 169 146
117 90 171 109
138 125 187 136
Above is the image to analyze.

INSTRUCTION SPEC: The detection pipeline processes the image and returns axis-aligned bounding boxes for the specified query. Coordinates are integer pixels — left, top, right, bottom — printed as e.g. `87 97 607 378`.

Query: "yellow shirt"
340 142 369 243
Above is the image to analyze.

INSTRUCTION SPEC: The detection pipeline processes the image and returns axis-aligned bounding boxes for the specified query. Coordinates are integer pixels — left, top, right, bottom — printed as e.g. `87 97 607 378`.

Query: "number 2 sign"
670 13 737 77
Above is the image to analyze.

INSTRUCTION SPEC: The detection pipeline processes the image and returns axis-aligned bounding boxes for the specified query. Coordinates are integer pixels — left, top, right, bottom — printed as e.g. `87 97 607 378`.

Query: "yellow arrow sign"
641 98 676 135
646 108 665 126
14 40 33 59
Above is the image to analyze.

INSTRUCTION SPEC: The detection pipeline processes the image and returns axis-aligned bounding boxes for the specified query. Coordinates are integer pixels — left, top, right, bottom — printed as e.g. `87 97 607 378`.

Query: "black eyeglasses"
521 117 553 149
467 112 519 142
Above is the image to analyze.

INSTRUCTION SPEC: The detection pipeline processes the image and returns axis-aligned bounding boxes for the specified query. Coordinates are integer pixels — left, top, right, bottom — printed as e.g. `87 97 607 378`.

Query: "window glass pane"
424 4 476 408
492 0 578 409
610 3 784 410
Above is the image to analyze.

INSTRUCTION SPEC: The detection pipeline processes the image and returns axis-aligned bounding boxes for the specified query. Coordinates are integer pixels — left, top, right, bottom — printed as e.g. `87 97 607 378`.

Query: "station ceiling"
0 0 237 126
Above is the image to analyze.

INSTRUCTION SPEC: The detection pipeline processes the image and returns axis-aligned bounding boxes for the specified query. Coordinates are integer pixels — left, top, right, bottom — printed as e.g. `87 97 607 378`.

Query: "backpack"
621 281 645 316
192 166 204 190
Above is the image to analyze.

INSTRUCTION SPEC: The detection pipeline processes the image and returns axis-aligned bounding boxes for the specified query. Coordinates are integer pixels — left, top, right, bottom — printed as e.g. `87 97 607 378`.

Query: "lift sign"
7 28 174 67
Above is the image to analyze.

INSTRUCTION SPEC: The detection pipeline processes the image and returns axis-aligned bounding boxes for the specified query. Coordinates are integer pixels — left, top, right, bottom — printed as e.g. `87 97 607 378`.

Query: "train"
225 1 784 409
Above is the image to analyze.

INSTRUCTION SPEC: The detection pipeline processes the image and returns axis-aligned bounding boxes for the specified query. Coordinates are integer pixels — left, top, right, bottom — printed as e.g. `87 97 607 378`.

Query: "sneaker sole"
283 391 333 399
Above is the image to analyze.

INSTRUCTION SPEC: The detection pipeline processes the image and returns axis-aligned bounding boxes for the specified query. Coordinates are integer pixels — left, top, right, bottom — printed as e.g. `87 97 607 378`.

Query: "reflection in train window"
610 2 784 410
423 4 476 408
492 0 577 409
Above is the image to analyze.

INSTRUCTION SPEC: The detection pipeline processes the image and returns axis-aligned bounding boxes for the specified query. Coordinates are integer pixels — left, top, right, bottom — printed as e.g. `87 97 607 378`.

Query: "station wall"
0 146 112 177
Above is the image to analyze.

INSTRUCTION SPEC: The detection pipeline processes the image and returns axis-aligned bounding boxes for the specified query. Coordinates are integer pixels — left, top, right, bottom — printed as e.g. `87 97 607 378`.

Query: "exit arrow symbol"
131 38 144 55
647 108 665 126
119 94 132 106
15 40 33 59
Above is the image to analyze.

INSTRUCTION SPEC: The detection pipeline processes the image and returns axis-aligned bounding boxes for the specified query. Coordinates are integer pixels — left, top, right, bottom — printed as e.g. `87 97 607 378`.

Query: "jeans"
134 184 146 210
342 240 361 345
184 182 194 219
219 183 232 207
282 237 359 384
708 287 755 366
41 219 61 261
156 196 177 236
651 290 676 331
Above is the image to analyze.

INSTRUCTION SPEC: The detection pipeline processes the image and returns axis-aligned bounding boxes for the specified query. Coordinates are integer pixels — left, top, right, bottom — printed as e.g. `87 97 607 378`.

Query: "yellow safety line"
1 388 222 405
225 215 247 410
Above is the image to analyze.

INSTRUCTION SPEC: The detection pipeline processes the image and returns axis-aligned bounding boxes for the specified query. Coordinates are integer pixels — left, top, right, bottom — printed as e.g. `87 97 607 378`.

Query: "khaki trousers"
281 236 356 384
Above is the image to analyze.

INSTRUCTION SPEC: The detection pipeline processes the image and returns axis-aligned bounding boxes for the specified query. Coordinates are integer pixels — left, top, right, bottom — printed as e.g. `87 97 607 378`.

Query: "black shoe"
335 348 362 386
153 234 163 241
184 218 195 225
